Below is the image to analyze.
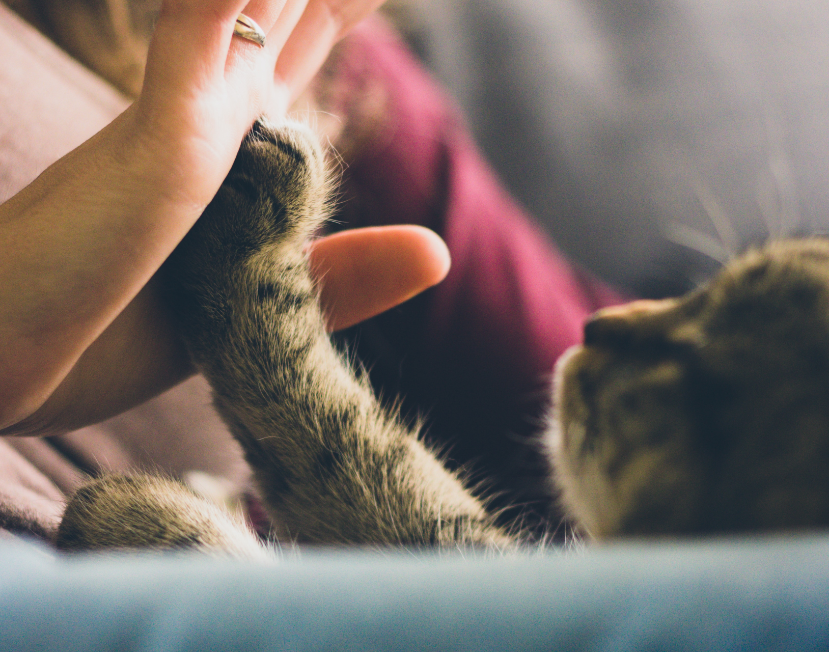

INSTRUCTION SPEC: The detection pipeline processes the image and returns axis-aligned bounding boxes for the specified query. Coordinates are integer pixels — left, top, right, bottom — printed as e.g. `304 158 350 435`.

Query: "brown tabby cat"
56 119 829 555
551 239 829 539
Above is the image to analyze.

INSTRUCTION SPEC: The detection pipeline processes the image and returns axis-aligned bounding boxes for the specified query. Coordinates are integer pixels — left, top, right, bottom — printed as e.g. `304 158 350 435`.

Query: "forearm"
0 105 209 429
0 276 195 436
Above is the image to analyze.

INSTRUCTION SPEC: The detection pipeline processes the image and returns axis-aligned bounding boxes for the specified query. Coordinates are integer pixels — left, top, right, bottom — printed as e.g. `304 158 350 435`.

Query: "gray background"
409 0 829 296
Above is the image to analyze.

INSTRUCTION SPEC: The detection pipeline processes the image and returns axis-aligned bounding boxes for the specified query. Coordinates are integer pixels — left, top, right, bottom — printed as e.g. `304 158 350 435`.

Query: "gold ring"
233 13 266 48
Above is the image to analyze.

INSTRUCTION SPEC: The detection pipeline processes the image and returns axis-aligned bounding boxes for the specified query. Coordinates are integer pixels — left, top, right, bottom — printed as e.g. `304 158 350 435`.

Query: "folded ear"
583 298 707 349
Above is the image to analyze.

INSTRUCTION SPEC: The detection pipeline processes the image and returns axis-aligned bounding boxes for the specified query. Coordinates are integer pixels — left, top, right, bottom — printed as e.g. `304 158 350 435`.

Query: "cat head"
550 239 829 538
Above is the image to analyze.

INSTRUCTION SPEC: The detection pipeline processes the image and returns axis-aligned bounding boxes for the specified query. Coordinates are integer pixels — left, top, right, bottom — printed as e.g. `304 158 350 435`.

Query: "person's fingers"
270 0 385 111
225 0 308 111
271 2 337 111
261 0 311 56
308 226 451 333
326 0 389 37
226 0 295 70
143 0 385 125
144 0 300 120
144 0 249 95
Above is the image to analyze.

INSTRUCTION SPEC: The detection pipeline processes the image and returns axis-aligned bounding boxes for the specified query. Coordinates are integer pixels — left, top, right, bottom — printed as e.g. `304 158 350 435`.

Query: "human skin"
0 0 450 434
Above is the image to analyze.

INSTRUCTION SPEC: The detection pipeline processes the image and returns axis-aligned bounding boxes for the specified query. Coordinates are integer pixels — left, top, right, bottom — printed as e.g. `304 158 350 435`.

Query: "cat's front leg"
56 474 268 559
165 120 515 549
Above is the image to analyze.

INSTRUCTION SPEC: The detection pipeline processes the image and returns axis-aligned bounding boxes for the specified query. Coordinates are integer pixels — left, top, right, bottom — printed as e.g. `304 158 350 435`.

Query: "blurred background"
396 0 829 297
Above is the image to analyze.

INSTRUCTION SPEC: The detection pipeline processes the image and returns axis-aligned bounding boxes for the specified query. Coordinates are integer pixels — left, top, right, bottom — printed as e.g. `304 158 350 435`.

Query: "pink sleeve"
330 19 623 532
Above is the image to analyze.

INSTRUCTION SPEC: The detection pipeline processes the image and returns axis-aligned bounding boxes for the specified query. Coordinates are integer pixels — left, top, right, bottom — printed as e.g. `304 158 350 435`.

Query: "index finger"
145 0 249 95
272 0 387 110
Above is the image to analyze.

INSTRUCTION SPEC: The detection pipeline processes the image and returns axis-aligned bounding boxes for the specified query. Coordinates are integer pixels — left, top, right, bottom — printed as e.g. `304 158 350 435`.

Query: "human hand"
133 0 387 214
0 0 432 433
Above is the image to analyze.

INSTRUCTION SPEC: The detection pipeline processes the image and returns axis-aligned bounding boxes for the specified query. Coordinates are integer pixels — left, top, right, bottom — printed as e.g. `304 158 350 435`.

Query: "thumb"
307 226 451 332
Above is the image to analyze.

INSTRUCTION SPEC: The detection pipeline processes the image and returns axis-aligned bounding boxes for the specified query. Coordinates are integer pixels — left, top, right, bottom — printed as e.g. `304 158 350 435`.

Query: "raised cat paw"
162 118 332 352
226 118 331 248
167 118 330 283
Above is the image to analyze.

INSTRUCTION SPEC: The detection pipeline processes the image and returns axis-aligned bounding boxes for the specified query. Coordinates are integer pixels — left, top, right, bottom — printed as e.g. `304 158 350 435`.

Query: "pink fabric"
338 19 621 385
0 5 131 540
329 21 623 531
0 5 128 202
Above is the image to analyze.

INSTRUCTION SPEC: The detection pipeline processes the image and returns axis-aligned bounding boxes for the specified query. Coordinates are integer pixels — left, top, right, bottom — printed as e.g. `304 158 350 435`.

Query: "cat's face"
550 240 829 538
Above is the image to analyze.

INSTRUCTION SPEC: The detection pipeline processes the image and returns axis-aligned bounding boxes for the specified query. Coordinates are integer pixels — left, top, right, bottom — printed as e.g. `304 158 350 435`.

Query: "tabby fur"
56 119 829 554
57 120 514 555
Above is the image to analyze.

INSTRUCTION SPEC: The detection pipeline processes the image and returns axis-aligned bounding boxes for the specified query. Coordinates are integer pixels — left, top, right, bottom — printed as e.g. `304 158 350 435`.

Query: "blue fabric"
1 536 827 651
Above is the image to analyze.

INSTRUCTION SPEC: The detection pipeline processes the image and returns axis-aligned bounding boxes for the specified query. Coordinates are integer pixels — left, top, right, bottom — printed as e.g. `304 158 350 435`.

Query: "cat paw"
166 117 331 297
222 118 331 248
56 474 268 559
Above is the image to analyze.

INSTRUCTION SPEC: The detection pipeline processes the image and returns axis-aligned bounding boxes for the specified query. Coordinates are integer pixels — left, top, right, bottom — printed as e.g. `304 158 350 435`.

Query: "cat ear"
584 299 707 348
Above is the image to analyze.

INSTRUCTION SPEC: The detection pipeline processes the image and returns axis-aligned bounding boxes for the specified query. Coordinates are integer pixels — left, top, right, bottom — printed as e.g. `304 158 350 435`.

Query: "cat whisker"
663 221 732 265
757 108 802 240
691 178 740 260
